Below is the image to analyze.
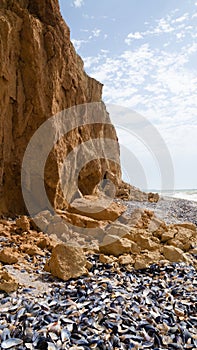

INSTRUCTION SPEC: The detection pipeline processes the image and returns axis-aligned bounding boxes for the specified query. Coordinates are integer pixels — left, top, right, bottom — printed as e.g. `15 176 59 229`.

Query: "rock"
0 270 18 293
118 254 134 265
0 248 19 264
36 236 52 250
175 222 196 231
148 192 159 203
47 221 69 237
161 230 176 242
0 0 122 215
116 183 159 202
85 261 93 270
134 251 162 270
99 254 117 264
167 239 184 251
32 216 49 232
189 247 197 254
148 217 167 233
175 227 193 244
20 244 45 256
44 243 87 281
130 241 141 254
163 246 185 262
16 216 30 231
83 240 100 254
100 235 131 256
106 223 130 238
68 196 126 221
134 234 159 251
58 210 105 229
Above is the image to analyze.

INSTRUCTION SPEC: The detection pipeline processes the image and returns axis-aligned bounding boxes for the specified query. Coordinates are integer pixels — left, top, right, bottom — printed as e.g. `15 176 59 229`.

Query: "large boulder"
44 243 87 281
68 196 126 221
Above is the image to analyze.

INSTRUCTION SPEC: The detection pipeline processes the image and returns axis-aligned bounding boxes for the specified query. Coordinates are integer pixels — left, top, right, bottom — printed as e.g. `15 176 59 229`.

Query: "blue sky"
59 0 197 190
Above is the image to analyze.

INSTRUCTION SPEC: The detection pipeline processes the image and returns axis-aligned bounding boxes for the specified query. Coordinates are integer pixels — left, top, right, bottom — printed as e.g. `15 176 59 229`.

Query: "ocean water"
159 189 197 202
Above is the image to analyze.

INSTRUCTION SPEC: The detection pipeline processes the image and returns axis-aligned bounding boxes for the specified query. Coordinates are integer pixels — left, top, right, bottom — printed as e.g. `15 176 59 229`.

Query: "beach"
0 196 196 349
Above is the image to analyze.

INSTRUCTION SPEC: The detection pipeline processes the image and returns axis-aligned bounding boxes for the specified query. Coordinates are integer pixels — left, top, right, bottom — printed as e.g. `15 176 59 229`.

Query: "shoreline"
122 196 197 226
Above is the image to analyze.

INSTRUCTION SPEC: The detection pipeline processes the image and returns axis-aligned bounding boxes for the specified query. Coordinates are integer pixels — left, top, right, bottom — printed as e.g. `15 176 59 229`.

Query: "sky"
59 0 197 190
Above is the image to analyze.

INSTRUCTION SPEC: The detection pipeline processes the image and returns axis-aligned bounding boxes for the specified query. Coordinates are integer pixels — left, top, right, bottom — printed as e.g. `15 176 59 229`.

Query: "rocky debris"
0 248 19 264
20 244 45 256
0 270 18 293
124 197 197 226
44 243 87 281
116 182 159 203
98 206 197 269
68 195 126 221
0 196 196 286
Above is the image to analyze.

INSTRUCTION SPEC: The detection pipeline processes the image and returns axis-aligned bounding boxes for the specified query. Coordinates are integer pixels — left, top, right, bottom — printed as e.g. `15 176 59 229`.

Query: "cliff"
0 0 122 215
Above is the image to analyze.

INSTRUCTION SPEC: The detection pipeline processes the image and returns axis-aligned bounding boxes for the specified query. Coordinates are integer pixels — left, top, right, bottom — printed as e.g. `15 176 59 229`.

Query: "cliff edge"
0 0 122 214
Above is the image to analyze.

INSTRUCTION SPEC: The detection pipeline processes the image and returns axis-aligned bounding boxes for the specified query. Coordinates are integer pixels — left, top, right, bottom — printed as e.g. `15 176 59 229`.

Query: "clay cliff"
0 0 122 215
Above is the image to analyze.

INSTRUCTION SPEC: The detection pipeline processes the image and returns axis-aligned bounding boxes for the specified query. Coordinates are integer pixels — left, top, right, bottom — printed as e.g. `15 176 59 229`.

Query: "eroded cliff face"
0 0 122 214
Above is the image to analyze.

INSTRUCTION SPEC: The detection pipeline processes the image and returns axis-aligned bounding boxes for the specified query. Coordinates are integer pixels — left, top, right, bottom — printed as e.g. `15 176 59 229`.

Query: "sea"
156 189 197 202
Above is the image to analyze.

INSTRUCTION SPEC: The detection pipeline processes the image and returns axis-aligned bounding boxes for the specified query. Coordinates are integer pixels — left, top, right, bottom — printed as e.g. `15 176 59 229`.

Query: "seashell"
1 328 11 341
1 338 23 349
61 328 71 342
47 342 58 350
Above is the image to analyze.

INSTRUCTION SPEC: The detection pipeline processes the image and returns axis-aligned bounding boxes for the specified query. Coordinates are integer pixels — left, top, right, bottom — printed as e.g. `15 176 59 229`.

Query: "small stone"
175 227 193 244
167 239 184 250
163 245 185 262
100 235 131 256
136 234 159 251
21 244 45 256
148 192 159 202
106 223 130 238
37 237 51 249
134 251 161 270
0 270 18 293
86 261 93 270
161 230 176 242
118 254 134 265
0 248 19 264
47 222 69 237
32 216 49 232
99 254 116 264
16 216 30 231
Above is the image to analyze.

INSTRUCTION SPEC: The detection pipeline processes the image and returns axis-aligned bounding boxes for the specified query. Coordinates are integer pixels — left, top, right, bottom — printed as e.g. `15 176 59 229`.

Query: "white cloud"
125 9 193 46
73 0 84 8
173 13 189 22
71 39 87 50
92 29 101 37
83 39 197 163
